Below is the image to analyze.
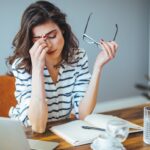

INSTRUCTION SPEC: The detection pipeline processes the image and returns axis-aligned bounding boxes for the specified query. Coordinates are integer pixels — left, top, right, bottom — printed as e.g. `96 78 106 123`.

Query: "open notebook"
50 114 143 146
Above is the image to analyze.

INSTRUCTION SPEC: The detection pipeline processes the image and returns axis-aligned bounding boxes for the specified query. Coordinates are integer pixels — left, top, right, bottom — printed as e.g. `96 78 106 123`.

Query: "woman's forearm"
79 66 102 119
79 40 118 119
28 69 48 133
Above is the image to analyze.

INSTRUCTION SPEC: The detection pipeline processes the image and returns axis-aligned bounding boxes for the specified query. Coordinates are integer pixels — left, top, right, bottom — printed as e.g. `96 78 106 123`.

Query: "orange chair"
0 75 75 119
0 75 17 117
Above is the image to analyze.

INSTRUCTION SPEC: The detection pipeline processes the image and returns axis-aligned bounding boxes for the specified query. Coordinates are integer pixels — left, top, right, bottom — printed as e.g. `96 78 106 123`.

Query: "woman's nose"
45 39 52 49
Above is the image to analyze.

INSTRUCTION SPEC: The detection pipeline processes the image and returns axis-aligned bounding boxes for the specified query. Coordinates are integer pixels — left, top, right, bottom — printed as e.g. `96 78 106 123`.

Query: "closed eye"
47 34 56 39
46 30 57 39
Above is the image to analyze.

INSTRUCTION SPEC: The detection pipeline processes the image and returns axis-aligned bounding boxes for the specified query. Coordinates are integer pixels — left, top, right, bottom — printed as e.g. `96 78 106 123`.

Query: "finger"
30 41 48 58
39 47 49 61
107 42 116 58
35 43 48 58
106 42 115 58
109 41 119 58
31 38 47 53
99 40 109 57
111 41 118 50
101 40 113 59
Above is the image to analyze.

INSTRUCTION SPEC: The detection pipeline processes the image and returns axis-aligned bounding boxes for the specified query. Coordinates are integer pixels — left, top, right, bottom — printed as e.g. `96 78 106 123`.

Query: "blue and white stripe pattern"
9 48 91 126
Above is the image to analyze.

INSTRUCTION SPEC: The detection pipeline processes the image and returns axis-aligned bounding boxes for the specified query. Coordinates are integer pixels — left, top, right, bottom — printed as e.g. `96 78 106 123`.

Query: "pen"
82 126 105 132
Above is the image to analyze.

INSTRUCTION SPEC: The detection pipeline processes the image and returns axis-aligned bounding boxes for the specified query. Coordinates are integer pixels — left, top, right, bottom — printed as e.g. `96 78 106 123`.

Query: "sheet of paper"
28 139 59 150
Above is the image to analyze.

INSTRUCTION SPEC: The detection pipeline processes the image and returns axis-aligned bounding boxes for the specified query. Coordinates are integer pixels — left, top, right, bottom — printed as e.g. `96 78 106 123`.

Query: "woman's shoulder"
73 48 88 62
75 48 88 63
11 58 29 76
12 58 23 69
75 48 86 57
66 48 88 68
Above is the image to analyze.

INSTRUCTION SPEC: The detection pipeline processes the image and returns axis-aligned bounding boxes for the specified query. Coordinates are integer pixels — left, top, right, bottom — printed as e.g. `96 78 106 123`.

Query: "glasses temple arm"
83 12 93 34
113 24 118 41
83 34 101 46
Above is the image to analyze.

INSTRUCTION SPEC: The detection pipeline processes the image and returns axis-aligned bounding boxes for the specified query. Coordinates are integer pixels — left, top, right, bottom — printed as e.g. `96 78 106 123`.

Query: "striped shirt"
9 49 91 127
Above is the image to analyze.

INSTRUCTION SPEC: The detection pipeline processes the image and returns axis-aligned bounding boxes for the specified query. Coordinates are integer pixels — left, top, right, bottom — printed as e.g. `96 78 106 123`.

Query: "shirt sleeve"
9 59 31 127
72 49 91 118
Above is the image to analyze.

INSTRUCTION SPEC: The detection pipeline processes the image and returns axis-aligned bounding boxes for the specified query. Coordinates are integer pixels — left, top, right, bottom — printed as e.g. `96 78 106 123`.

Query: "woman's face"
32 20 65 63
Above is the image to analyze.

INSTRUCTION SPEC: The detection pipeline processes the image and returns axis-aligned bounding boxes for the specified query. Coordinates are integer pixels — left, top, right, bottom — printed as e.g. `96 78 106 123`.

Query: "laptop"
0 117 59 150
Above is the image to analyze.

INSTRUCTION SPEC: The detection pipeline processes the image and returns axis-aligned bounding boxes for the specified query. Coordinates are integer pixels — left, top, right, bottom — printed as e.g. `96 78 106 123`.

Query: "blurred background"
0 0 150 104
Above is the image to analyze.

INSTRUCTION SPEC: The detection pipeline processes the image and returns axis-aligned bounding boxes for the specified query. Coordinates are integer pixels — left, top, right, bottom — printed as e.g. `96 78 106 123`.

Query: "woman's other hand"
94 40 118 69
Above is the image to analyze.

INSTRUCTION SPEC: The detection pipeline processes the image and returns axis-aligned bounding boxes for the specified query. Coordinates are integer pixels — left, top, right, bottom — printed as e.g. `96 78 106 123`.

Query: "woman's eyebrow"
33 29 56 38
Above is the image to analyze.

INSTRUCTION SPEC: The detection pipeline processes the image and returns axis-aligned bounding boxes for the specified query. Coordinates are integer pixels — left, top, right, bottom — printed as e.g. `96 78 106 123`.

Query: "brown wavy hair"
7 0 79 74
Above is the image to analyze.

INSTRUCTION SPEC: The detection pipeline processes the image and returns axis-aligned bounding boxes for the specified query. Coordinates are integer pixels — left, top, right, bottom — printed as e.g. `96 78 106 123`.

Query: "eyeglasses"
83 13 118 48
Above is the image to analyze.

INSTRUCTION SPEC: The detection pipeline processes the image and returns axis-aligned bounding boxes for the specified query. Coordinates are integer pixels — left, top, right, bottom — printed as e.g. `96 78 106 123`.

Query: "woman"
7 1 118 133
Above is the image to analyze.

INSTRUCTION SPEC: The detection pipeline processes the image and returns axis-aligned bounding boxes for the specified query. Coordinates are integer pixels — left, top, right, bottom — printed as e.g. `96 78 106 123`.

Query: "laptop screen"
0 117 58 150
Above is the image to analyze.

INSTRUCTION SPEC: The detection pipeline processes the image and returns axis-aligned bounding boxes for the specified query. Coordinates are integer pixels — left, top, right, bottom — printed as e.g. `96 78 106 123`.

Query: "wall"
0 0 149 102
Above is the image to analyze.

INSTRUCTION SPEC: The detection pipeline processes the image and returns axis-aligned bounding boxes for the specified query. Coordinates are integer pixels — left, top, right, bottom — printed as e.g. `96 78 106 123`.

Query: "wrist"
32 67 43 75
93 63 103 73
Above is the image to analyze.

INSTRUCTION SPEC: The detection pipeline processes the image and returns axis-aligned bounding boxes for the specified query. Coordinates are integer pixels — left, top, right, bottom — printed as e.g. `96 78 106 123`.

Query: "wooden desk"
26 103 150 150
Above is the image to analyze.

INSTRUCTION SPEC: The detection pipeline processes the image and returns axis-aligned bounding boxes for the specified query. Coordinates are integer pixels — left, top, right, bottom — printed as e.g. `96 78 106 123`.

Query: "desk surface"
26 103 150 150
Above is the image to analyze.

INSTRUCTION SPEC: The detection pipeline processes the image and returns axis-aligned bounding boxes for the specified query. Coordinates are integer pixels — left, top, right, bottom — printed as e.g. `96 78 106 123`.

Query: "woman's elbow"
79 113 88 120
28 115 47 133
79 109 93 120
31 123 46 133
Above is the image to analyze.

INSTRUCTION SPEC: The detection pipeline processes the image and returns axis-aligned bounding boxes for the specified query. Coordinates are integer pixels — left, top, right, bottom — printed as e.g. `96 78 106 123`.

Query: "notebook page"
50 120 103 146
84 114 143 133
